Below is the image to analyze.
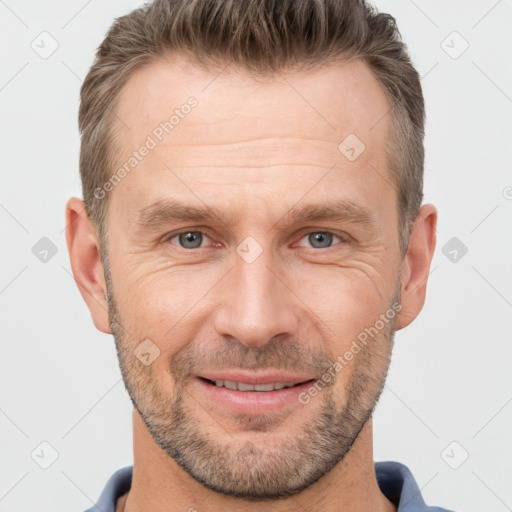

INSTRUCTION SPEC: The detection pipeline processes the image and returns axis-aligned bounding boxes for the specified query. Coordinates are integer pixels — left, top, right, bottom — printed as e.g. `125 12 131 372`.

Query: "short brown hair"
79 0 425 257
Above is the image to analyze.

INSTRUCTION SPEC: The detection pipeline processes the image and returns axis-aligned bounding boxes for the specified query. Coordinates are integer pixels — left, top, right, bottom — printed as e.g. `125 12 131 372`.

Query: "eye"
296 231 345 249
163 230 347 251
167 230 211 249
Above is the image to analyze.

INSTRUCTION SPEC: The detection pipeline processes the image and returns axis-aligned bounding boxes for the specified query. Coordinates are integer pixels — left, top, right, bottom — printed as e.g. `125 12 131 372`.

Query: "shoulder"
375 460 456 512
83 466 133 512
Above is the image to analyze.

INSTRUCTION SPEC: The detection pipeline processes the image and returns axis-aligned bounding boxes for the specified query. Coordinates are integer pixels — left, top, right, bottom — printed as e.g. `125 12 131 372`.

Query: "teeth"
237 382 255 391
224 380 238 390
212 379 301 391
253 383 274 391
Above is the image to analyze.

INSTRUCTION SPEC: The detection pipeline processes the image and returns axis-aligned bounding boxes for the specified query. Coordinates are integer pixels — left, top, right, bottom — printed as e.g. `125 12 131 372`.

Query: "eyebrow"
277 200 376 230
136 198 377 232
136 199 236 230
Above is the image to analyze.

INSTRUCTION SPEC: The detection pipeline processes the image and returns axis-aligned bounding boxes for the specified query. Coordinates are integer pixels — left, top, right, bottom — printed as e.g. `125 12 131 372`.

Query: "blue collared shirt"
84 460 455 511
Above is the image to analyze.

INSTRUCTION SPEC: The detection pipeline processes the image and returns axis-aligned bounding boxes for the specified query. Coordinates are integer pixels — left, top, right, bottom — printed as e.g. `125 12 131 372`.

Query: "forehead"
108 54 394 223
113 54 391 151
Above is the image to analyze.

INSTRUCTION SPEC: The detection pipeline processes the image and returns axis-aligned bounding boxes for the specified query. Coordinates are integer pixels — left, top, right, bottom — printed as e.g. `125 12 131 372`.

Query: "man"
66 0 451 510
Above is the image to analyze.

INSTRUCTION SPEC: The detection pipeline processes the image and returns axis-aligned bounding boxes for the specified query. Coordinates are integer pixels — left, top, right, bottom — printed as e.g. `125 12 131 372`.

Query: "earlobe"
65 197 112 334
395 204 437 330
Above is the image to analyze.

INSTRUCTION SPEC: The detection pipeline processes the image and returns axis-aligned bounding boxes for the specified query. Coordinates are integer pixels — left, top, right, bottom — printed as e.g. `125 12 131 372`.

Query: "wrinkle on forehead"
111 54 391 167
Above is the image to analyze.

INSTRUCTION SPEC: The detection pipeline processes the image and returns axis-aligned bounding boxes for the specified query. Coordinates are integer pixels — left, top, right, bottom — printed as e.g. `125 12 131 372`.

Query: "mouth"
198 377 313 392
192 373 317 414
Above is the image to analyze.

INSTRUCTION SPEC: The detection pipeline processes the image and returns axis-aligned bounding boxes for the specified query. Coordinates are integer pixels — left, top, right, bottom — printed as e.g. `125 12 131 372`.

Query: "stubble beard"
104 262 399 500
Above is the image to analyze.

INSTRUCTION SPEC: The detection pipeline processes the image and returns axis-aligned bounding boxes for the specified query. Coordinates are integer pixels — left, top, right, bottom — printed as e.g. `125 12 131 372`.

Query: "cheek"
292 263 392 334
292 264 395 394
112 263 219 356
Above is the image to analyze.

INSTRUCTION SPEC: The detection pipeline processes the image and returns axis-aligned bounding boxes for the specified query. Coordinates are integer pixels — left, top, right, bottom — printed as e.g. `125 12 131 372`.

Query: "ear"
65 197 111 334
395 203 437 330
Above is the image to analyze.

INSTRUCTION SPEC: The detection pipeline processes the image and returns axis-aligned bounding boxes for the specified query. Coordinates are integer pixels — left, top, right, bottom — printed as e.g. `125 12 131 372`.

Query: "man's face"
103 55 403 499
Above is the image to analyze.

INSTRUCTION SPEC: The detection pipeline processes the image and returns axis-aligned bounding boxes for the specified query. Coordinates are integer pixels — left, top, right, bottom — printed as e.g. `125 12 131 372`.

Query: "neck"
121 409 396 512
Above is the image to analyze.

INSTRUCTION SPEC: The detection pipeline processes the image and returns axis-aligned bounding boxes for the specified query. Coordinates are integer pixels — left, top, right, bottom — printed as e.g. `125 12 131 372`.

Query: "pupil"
180 232 202 249
310 232 332 248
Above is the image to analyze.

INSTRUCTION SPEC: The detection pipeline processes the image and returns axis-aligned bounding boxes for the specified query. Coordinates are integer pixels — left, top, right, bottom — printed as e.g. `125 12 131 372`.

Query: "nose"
212 245 300 348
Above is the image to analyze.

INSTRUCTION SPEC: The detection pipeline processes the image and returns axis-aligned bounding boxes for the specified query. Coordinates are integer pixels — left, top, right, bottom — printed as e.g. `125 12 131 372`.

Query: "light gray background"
1 1 511 511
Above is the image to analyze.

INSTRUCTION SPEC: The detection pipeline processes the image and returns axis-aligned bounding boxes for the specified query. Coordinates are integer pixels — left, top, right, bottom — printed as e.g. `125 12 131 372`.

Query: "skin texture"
66 54 437 512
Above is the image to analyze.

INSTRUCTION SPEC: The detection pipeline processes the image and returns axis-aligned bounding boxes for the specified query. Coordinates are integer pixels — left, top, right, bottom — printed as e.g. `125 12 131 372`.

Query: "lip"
192 374 317 415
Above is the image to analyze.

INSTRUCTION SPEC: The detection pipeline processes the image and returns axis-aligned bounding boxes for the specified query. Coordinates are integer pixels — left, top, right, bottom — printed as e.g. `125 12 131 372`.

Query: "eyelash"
162 229 348 250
